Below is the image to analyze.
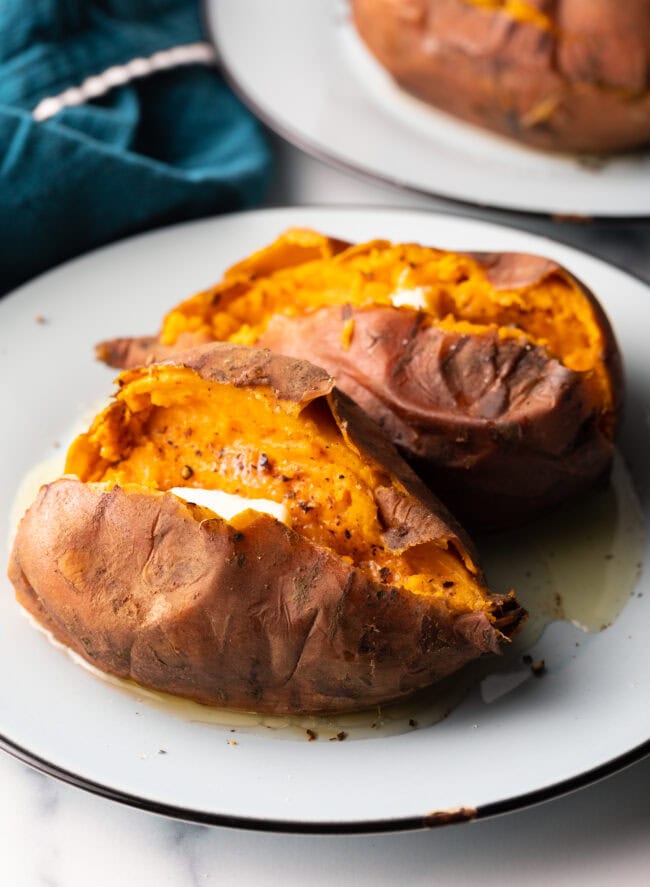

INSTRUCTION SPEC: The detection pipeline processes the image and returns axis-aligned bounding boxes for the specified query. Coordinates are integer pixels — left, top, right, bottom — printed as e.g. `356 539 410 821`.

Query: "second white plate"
207 0 650 218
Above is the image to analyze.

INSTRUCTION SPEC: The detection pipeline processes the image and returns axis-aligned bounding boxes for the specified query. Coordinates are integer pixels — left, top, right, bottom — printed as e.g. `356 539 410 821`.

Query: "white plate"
206 0 650 219
1 207 649 832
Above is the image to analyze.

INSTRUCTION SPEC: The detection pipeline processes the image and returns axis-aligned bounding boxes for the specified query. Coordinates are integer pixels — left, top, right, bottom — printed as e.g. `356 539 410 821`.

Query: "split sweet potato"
97 230 621 528
9 344 523 714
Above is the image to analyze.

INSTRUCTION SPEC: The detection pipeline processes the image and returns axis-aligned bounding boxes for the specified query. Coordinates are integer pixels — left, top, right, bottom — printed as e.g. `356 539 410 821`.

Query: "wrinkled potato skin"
9 345 524 714
9 480 514 714
261 308 613 529
351 0 650 153
259 254 623 529
472 251 623 421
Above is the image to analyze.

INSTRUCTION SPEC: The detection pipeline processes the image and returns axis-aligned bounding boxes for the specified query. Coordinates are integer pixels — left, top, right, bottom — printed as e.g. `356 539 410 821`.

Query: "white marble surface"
2 747 650 887
2 135 650 886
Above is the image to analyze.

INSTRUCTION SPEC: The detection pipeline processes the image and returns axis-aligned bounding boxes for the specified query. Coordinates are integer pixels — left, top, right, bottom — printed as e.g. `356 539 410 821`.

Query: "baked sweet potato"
351 0 650 154
8 344 523 714
97 229 622 529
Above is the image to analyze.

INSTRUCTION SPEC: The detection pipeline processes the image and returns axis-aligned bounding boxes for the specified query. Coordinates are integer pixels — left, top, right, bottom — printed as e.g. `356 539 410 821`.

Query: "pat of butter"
170 487 289 525
389 286 429 311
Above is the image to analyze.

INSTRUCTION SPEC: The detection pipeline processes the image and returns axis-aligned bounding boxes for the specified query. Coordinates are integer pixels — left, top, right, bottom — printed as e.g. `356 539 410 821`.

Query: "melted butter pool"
10 449 645 742
478 454 645 636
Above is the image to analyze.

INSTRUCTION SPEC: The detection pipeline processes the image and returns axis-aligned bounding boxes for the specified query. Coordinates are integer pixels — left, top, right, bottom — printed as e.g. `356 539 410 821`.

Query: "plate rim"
4 204 648 301
1 730 649 834
2 205 649 833
203 0 650 222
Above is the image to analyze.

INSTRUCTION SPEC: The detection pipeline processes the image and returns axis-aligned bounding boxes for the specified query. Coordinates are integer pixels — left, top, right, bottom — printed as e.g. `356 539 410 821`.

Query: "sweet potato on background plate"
351 0 650 154
97 229 622 529
9 344 523 715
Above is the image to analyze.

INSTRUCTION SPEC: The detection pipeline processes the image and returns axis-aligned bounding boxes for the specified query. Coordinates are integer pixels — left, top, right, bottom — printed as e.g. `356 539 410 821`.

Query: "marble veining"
3 749 650 886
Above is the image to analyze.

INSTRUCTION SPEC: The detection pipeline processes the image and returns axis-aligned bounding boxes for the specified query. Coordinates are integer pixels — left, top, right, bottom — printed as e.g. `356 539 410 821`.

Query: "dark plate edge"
1 730 649 834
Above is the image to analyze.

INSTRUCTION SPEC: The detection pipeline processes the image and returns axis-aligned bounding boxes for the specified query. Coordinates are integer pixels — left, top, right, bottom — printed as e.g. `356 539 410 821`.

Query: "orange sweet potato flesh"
97 229 622 529
351 0 650 154
9 344 524 715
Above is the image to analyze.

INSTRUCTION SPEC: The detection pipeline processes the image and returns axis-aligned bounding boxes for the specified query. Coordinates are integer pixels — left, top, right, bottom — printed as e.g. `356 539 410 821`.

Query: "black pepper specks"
523 654 545 677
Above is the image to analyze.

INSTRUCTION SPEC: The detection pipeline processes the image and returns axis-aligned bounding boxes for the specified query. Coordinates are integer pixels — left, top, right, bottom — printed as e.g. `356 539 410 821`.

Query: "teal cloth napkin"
0 0 272 293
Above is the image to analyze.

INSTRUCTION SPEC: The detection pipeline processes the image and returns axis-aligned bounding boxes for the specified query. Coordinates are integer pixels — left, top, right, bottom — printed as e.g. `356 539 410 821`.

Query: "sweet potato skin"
259 253 623 529
9 479 517 714
260 307 614 529
9 345 524 714
351 0 650 153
